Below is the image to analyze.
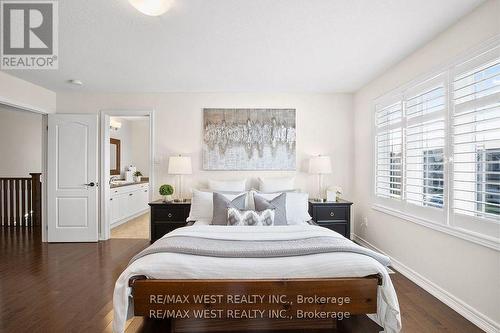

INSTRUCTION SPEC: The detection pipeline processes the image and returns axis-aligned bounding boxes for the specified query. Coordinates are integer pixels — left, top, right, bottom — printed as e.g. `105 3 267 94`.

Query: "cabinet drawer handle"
144 190 148 192
110 198 113 201
129 193 133 196
330 212 335 217
168 213 172 218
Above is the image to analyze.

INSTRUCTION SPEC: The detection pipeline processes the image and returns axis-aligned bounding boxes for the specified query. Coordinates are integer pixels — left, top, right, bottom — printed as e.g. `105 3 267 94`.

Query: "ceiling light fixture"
128 0 173 16
68 79 83 86
110 119 122 130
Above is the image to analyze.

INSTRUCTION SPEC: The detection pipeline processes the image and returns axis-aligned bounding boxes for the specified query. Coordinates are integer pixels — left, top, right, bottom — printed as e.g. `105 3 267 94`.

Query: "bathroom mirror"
110 138 121 175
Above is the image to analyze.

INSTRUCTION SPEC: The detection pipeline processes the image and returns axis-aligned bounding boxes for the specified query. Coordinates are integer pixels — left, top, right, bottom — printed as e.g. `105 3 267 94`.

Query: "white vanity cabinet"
110 183 149 227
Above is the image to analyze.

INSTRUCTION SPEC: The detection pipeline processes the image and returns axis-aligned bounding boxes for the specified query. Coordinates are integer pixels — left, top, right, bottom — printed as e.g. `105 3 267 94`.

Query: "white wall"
109 117 150 177
130 119 150 177
57 93 353 199
0 71 56 113
353 0 500 330
0 105 43 177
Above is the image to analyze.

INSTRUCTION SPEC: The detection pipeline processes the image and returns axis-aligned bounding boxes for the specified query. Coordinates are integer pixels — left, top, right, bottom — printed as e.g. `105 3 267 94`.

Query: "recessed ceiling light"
68 79 83 86
129 0 174 16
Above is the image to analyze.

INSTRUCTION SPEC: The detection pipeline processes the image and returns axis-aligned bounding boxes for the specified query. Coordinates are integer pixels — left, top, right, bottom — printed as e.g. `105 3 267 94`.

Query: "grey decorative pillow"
227 208 275 226
212 192 247 225
253 193 287 225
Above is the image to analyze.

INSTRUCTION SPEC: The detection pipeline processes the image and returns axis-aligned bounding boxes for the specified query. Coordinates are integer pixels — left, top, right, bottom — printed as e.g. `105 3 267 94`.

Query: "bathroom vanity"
110 181 149 228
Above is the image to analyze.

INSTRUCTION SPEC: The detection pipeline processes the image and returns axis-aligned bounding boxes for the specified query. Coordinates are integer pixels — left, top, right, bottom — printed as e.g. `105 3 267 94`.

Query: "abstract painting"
203 108 296 170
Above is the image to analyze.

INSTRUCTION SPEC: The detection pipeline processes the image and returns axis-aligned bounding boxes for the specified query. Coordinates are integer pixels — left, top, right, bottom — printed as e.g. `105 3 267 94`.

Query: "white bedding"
113 225 401 333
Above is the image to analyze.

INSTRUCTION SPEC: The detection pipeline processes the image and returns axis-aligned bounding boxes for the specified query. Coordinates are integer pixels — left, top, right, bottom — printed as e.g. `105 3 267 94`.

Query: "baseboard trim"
352 234 499 333
110 209 148 229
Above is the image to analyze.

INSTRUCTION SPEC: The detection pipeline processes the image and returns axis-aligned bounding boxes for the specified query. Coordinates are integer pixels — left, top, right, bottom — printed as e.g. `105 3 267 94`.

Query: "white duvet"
113 225 401 333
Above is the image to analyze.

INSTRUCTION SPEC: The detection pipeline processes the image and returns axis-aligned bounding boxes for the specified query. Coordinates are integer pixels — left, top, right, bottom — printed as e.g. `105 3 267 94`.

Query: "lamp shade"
309 155 332 174
168 155 192 175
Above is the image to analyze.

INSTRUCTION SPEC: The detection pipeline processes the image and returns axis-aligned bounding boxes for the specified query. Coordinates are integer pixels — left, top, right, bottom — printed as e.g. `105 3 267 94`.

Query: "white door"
47 114 98 242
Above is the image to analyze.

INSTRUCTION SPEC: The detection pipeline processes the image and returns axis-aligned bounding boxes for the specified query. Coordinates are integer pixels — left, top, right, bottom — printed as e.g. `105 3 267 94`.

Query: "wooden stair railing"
0 173 41 227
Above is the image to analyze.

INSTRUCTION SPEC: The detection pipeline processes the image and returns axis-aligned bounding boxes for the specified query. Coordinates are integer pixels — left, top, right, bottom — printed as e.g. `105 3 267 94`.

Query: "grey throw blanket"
129 236 391 267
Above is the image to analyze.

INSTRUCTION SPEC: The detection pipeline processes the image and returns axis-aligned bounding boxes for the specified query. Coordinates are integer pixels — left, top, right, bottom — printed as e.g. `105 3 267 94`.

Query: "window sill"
372 204 500 251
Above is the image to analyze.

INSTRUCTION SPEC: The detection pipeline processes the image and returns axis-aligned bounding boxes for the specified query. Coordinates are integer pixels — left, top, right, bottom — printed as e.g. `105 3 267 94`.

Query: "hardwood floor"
0 227 482 333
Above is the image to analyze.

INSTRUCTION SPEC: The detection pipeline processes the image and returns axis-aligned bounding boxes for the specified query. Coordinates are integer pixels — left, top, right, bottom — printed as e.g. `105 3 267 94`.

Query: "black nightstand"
149 200 191 243
308 199 353 239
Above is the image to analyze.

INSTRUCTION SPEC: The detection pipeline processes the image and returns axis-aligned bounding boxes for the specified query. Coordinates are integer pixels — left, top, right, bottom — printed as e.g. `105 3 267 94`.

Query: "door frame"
0 97 50 243
99 110 155 240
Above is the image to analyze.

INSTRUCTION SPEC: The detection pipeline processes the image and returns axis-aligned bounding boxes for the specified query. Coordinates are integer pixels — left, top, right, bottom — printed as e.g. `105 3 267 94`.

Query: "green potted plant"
133 171 143 182
159 184 174 202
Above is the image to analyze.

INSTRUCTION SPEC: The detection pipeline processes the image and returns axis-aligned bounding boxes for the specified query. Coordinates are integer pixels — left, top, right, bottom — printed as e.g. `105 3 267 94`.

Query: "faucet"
109 176 120 184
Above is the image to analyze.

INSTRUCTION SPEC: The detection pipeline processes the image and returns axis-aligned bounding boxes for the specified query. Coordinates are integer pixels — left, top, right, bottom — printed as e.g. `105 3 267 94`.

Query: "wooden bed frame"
129 274 382 332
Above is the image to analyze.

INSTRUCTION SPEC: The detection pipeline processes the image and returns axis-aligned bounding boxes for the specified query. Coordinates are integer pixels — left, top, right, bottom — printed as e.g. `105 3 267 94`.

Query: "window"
476 149 500 216
389 151 402 196
374 43 500 246
452 52 500 221
405 84 446 210
423 148 444 208
375 102 402 200
375 81 446 213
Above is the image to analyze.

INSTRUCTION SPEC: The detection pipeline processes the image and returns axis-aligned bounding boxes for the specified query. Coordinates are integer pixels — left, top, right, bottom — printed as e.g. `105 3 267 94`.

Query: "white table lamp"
168 155 192 201
309 155 332 201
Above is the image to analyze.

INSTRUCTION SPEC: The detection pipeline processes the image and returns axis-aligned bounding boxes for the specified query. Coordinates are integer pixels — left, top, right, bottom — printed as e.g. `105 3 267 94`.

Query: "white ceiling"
4 0 485 93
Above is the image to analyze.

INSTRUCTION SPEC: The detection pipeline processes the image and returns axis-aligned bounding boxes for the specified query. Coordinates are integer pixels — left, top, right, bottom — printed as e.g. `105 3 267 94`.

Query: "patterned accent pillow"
227 208 275 226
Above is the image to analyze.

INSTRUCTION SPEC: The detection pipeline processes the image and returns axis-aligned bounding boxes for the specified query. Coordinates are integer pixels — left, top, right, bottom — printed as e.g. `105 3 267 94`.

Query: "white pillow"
200 188 254 210
258 176 295 192
255 191 311 225
187 189 245 221
208 179 247 192
248 189 298 210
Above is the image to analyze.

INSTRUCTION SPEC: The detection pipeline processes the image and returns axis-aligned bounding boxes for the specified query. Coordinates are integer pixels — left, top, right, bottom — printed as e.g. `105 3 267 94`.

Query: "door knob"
84 182 95 187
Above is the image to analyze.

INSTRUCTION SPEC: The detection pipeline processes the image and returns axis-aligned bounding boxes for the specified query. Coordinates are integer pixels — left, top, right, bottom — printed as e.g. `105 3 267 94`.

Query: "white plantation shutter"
405 83 446 209
376 102 402 127
373 42 500 247
375 101 403 199
451 46 500 236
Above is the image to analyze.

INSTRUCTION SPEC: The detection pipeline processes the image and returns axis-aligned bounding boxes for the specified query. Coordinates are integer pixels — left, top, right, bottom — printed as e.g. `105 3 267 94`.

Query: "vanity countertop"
110 180 149 189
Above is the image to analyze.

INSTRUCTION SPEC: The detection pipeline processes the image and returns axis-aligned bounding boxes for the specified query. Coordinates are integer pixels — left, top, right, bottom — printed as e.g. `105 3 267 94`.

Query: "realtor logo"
1 0 58 69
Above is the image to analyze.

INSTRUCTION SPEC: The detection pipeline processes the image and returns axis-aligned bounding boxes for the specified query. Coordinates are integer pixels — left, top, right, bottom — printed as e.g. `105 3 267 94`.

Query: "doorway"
0 104 45 238
101 111 154 241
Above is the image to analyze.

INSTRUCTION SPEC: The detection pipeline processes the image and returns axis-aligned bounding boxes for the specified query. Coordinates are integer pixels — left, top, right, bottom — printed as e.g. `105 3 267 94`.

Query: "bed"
113 222 401 333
